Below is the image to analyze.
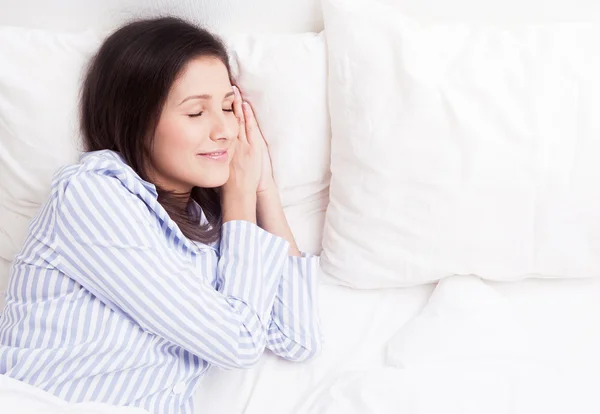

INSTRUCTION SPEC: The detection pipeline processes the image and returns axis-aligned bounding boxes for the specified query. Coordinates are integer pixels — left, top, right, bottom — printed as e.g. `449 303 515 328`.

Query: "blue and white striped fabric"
0 150 322 414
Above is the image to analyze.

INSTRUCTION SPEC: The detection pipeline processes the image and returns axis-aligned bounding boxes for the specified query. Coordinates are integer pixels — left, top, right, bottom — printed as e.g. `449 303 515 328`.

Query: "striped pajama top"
0 149 322 414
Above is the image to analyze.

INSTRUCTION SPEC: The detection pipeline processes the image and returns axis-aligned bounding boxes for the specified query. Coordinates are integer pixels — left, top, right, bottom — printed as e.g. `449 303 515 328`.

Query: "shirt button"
172 381 186 395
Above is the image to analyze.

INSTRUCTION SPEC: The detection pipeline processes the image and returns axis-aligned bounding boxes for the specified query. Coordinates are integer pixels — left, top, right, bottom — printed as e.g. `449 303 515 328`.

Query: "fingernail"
242 102 249 111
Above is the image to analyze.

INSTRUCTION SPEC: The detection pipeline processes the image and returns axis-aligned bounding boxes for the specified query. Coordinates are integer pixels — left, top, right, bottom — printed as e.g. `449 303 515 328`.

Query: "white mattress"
196 277 600 414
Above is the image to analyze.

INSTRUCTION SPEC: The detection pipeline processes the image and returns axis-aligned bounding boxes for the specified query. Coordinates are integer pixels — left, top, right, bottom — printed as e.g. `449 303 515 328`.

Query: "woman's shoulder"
48 150 160 223
48 150 162 247
51 150 157 200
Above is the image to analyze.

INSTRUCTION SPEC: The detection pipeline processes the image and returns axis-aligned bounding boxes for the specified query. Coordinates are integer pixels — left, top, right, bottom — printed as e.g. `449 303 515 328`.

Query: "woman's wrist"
256 184 282 224
257 179 278 198
221 190 257 224
255 185 302 257
256 183 279 204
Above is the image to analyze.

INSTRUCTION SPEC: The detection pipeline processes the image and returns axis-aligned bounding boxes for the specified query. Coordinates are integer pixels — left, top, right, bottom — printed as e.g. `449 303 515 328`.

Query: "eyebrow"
179 91 235 105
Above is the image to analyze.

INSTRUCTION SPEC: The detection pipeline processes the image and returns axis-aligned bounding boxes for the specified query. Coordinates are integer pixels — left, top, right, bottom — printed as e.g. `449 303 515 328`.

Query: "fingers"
233 86 264 148
232 85 247 143
242 101 258 144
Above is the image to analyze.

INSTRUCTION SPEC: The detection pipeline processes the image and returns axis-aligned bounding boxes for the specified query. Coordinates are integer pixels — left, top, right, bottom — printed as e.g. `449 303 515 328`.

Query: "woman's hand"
220 85 261 223
225 87 300 255
239 99 276 194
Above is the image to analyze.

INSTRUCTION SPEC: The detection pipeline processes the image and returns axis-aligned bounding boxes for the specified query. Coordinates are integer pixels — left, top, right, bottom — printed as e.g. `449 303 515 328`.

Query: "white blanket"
0 374 149 414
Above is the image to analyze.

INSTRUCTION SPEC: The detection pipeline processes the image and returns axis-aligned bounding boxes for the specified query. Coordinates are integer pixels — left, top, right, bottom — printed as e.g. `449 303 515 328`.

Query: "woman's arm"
237 97 301 256
239 98 323 361
255 188 323 362
256 186 302 257
54 171 288 370
266 254 323 362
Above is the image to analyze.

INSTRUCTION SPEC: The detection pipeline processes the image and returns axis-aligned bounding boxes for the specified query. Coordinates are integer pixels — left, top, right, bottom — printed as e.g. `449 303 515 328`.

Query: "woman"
0 17 322 414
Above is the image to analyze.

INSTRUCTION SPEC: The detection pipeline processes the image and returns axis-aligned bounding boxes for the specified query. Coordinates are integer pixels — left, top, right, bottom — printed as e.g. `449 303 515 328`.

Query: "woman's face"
149 56 238 193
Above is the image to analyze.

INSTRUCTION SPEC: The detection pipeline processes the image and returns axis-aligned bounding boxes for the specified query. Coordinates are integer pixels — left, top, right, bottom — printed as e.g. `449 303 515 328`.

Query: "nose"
209 111 237 143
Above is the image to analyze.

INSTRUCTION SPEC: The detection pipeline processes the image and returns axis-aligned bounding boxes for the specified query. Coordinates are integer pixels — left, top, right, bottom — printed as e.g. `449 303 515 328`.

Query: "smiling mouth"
197 150 228 161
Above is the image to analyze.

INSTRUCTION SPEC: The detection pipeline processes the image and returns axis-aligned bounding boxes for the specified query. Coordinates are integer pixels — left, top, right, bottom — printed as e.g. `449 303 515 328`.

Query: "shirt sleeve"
52 171 289 370
265 252 324 362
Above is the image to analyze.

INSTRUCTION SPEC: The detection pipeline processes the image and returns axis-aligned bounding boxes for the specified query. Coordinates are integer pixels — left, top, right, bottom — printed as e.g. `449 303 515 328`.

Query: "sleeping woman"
0 16 321 414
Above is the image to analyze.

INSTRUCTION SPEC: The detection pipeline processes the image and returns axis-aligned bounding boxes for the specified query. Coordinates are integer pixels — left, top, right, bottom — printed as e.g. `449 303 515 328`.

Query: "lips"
197 150 228 161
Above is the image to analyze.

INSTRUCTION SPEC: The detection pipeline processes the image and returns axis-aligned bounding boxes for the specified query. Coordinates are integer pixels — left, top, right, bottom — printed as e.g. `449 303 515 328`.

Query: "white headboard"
0 0 324 33
1 0 597 35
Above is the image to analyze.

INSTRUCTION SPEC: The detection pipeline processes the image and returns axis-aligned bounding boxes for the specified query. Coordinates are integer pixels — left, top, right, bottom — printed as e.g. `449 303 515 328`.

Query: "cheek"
151 115 206 182
155 116 200 152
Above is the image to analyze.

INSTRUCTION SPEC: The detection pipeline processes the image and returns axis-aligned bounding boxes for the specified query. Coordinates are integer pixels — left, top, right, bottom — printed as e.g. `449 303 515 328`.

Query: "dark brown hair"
80 17 232 244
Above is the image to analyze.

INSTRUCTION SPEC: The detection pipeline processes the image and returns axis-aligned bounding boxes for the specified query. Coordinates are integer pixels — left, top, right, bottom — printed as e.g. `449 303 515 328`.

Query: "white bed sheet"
195 277 600 414
195 282 435 413
0 374 149 414
1 276 598 413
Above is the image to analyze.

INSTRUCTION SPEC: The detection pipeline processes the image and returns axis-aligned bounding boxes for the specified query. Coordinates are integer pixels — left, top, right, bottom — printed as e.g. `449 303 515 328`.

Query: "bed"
195 277 600 414
1 1 600 413
2 277 599 413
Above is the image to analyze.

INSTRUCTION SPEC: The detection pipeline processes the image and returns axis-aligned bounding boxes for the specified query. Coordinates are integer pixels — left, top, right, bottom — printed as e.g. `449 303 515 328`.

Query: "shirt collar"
80 149 159 198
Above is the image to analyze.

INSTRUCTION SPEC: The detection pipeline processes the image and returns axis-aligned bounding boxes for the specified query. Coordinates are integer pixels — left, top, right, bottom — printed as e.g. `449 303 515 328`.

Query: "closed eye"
188 111 203 118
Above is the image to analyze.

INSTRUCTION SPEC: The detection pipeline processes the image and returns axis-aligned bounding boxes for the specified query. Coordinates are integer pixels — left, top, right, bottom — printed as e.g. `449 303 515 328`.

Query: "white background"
0 0 599 34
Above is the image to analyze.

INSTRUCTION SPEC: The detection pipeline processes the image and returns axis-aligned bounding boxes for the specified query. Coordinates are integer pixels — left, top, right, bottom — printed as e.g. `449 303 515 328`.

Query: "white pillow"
0 27 98 308
321 0 600 288
0 27 330 309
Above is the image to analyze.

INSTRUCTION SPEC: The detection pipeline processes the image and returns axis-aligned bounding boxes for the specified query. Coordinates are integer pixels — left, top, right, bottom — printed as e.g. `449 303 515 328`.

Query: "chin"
193 174 229 189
